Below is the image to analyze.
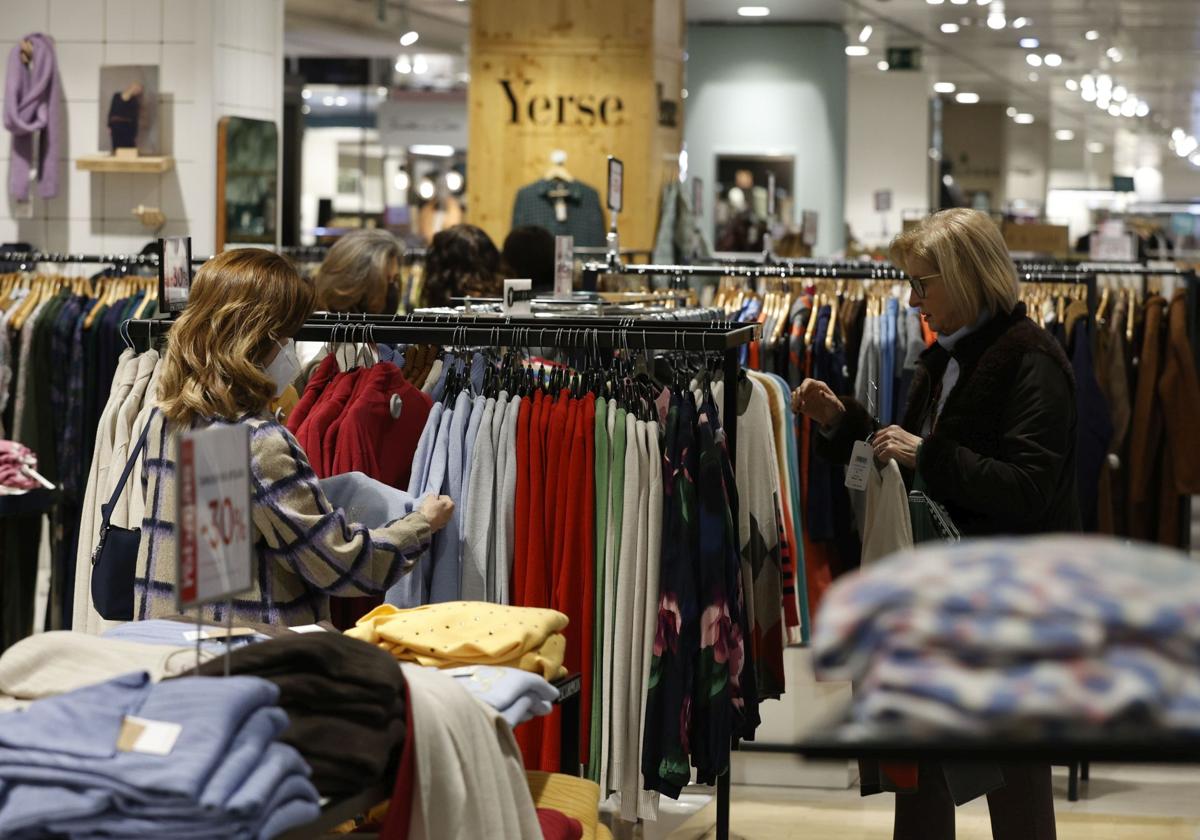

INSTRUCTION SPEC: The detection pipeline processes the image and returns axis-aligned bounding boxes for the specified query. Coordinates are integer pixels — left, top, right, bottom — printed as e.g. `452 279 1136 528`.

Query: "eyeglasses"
908 272 940 298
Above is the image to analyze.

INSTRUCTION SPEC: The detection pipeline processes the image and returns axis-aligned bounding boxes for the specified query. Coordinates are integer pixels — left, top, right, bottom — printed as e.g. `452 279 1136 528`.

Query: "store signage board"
802 210 819 247
874 190 892 212
607 156 624 213
159 236 193 314
504 278 533 315
554 236 574 297
176 423 253 610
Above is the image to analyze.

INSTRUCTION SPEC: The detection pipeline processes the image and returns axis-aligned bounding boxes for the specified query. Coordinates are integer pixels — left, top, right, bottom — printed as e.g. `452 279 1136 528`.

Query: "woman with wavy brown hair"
133 248 453 626
421 223 501 307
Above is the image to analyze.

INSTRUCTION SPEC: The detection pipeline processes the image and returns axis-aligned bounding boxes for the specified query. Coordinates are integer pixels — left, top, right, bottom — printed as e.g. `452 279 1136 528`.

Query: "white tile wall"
0 0 283 256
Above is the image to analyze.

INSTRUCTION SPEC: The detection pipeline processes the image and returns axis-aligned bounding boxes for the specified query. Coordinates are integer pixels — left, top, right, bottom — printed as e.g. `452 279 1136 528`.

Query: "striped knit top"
133 408 431 626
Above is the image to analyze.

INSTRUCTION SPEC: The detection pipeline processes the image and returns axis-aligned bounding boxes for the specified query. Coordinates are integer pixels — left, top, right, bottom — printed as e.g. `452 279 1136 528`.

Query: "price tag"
845 439 873 492
176 423 253 610
554 236 574 297
503 278 533 316
117 716 182 756
607 156 624 213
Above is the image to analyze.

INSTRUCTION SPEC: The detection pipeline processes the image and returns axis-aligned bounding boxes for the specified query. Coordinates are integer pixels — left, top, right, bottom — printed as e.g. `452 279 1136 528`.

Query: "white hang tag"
288 623 328 634
389 394 403 419
554 197 567 223
117 716 182 756
845 439 873 492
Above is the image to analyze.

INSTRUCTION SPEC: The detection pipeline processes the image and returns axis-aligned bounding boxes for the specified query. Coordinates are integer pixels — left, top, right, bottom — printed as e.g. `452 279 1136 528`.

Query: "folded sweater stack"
814 535 1200 738
188 632 407 797
444 665 560 727
0 672 319 839
347 601 569 680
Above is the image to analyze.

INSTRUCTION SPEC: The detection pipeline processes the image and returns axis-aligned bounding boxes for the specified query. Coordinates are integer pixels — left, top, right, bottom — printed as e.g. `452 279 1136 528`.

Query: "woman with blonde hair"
794 208 1075 839
132 248 453 626
313 228 402 314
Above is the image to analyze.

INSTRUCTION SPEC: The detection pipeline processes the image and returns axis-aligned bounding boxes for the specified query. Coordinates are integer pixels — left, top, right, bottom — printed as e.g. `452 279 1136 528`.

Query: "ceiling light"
1028 72 1040 81
1081 74 1095 89
409 144 455 157
1065 79 1079 91
334 95 347 107
395 58 412 73
1055 129 1075 141
955 91 980 103
925 0 945 4
1097 74 1112 91
1107 103 1121 116
417 178 435 200
1190 153 1200 167
877 60 890 71
1012 17 1028 28
681 88 689 98
399 30 419 46
1081 88 1096 101
1135 101 1149 117
941 23 960 33
951 0 969 4
1180 137 1199 157
987 13 1006 29
322 95 334 106
1097 96 1110 110
845 45 870 56
933 81 957 93
1019 37 1039 48
376 86 388 97
1085 30 1099 41
1014 113 1034 124
393 170 409 192
445 171 464 192
1006 106 1018 117
1121 99 1137 117
1173 127 1187 141
1111 85 1127 102
977 0 992 4
737 5 770 15
412 55 428 74
859 24 873 42
1044 53 1062 67
1107 47 1123 62
300 104 310 115
1026 53 1042 67
1087 141 1105 154
301 89 312 100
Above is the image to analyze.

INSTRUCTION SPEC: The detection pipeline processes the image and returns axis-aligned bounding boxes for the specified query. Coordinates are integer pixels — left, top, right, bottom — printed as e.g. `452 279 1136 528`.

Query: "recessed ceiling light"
1044 53 1062 67
951 0 969 4
1097 74 1112 91
395 58 412 73
859 24 873 42
941 22 960 33
1028 71 1040 82
1190 153 1200 167
322 95 334 106
977 0 992 5
877 60 890 71
1019 37 1039 48
301 88 312 100
737 5 770 15
955 91 980 103
410 144 456 157
399 30 419 46
1085 30 1100 40
1006 106 1018 117
1107 47 1123 62
1135 101 1149 117
1055 129 1075 141
1107 103 1121 116
1026 53 1042 67
925 0 945 4
445 171 464 192
987 13 1006 29
1014 113 1035 124
1121 99 1138 117
1012 17 1029 28
1087 141 1105 154
933 81 957 93
412 55 428 74
845 45 870 56
334 95 348 107
1111 85 1127 102
1081 88 1097 102
1065 79 1079 91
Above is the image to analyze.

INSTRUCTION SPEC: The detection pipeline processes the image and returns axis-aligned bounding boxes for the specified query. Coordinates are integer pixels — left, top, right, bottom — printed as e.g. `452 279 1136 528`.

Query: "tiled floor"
664 765 1200 839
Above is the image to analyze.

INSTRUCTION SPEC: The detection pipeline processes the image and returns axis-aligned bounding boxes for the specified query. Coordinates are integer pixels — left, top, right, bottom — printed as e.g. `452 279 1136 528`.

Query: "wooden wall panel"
468 0 683 252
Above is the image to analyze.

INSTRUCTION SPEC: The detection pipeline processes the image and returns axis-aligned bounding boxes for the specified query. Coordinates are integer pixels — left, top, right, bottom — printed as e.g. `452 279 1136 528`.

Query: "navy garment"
1070 316 1114 531
808 306 855 549
880 298 898 425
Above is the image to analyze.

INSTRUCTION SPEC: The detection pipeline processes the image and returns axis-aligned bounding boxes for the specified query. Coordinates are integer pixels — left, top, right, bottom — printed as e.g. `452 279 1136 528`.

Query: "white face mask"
264 339 300 398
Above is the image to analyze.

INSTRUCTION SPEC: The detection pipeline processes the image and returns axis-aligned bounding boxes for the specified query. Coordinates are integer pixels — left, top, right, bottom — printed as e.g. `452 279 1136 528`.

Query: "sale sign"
176 423 253 609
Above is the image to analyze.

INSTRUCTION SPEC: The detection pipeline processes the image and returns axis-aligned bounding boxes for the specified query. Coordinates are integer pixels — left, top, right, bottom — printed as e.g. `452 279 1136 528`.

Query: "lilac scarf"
4 33 60 201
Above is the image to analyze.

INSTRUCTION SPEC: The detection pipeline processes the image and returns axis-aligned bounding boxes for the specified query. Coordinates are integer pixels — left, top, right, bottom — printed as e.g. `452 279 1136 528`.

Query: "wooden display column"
468 0 684 253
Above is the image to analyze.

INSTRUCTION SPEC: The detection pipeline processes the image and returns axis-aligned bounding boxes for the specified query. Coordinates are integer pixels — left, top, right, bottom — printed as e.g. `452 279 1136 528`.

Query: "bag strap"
100 420 154 527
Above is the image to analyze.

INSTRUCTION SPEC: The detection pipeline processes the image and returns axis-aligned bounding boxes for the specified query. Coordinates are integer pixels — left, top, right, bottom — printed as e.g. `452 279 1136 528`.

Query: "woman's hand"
871 426 922 469
792 379 846 428
418 495 455 532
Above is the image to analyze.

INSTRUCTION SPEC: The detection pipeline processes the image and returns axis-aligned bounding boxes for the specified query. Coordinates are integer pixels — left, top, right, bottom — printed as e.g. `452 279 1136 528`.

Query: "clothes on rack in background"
512 178 606 248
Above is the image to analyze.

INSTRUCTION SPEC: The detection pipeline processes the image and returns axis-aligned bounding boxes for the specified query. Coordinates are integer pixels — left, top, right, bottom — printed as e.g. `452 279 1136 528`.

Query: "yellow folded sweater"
346 601 570 680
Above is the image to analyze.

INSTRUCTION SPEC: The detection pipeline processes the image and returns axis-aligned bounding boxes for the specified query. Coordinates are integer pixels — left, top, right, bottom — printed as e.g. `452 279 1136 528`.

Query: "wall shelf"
75 155 174 174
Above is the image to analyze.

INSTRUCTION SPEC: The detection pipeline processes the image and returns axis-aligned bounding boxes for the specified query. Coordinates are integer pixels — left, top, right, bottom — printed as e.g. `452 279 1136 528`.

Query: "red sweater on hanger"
287 353 340 434
294 368 362 477
329 364 432 489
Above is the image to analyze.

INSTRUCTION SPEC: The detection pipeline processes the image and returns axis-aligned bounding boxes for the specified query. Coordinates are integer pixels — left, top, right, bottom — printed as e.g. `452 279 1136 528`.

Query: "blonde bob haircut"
889 208 1020 322
314 229 401 313
157 248 314 425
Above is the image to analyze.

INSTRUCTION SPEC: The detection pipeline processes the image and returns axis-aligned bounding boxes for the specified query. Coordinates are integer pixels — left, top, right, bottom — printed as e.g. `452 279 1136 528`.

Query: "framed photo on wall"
217 117 279 250
159 236 193 314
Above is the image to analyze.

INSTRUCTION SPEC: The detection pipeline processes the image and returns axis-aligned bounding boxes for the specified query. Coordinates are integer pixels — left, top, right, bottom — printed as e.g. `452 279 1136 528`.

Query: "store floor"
666 766 1200 839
